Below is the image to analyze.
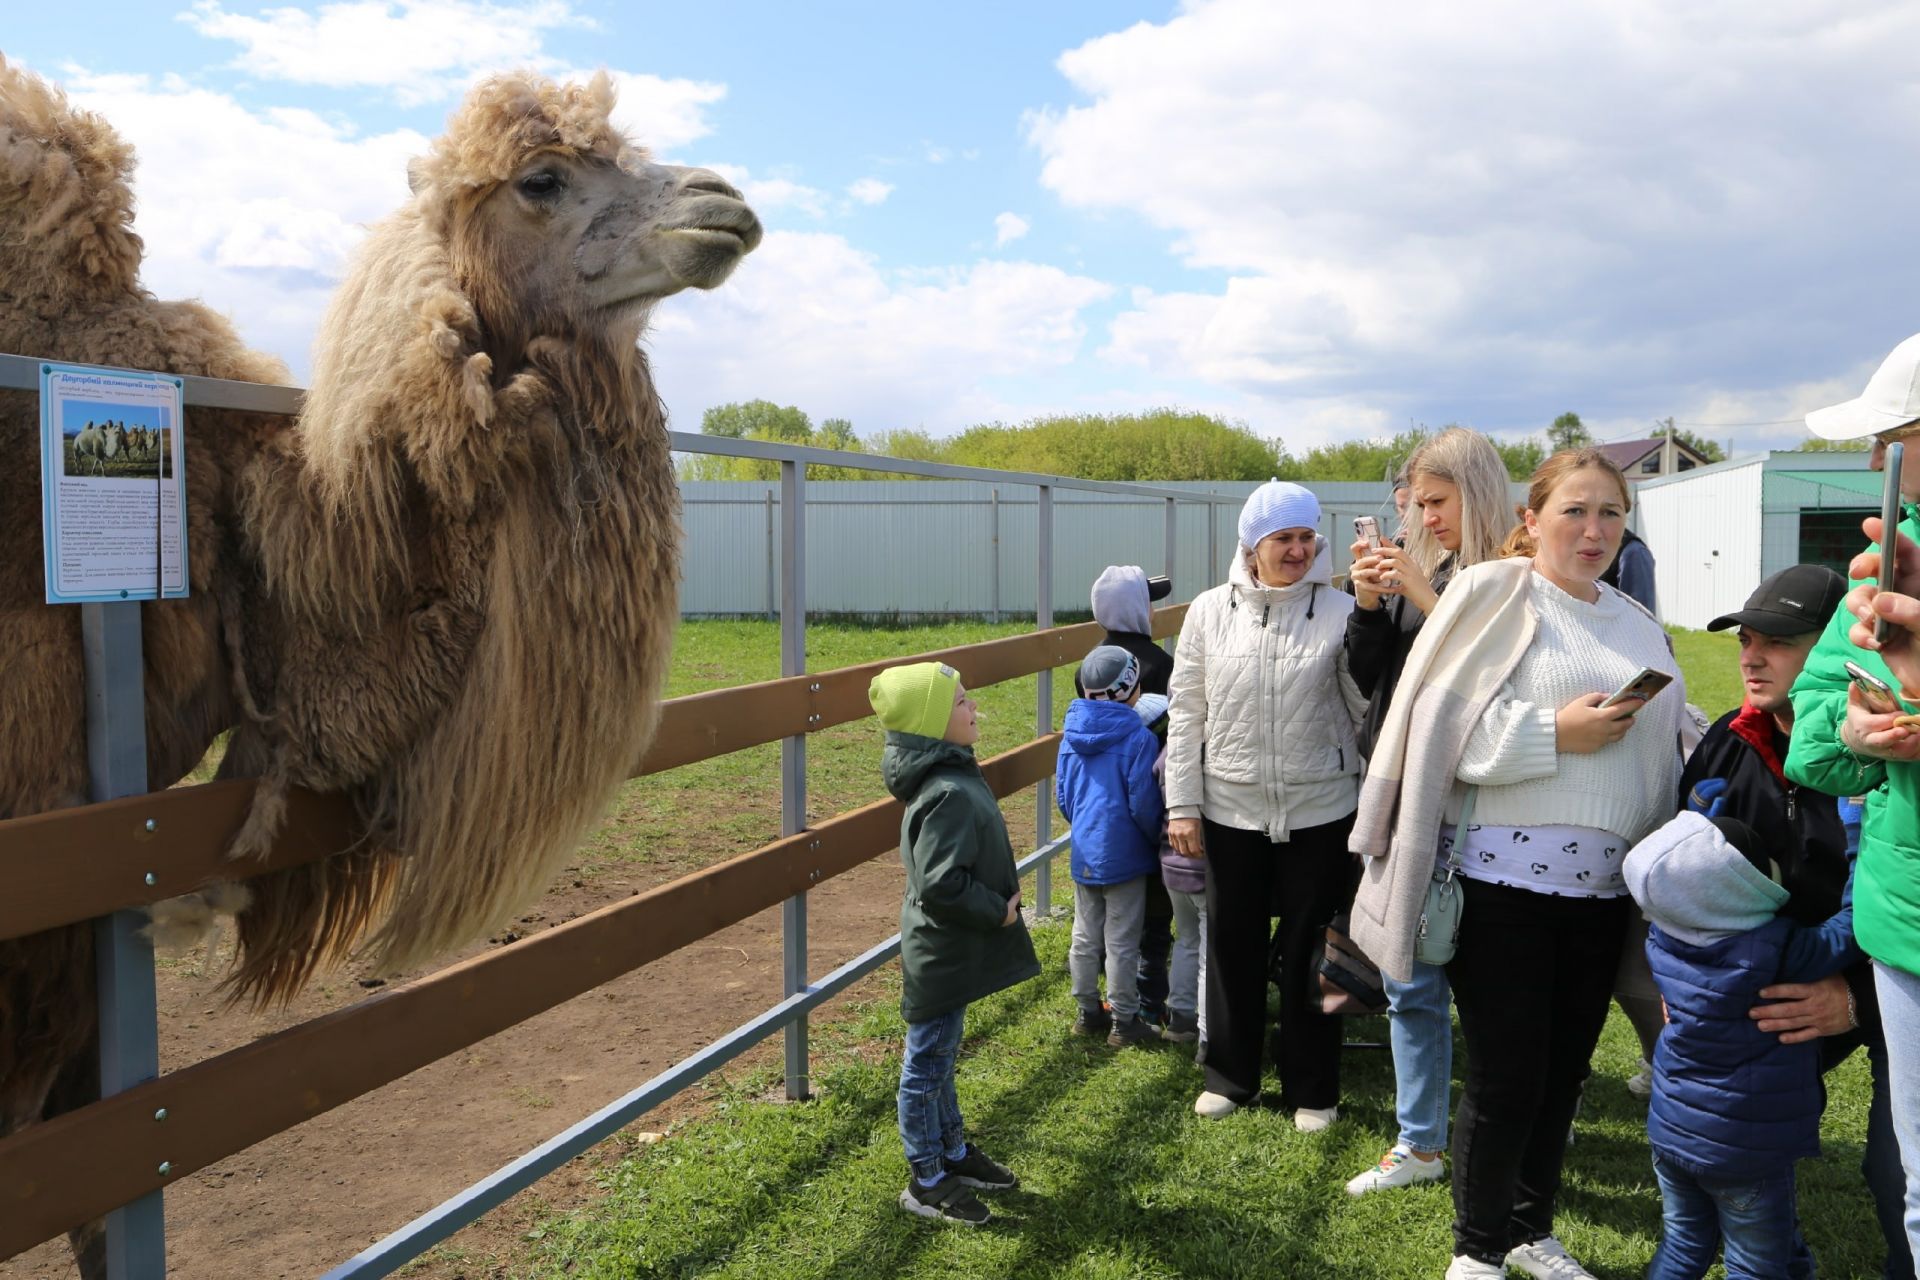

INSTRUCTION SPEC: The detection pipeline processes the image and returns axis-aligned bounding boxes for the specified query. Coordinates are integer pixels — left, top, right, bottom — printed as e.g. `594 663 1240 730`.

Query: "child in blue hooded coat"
1624 811 1862 1280
1056 646 1166 1048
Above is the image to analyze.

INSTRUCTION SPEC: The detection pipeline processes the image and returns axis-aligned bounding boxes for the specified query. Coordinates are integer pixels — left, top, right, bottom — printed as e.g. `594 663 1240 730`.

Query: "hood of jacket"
1062 697 1152 755
1091 565 1152 635
882 732 977 802
1624 810 1789 947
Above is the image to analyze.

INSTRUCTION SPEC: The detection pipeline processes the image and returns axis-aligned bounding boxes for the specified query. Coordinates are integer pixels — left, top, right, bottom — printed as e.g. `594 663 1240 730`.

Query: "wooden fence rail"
0 605 1185 1257
0 607 1183 944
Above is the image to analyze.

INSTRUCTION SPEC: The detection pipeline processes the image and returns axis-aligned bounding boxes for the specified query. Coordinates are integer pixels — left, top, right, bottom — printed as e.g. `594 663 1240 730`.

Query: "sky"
12 0 1920 454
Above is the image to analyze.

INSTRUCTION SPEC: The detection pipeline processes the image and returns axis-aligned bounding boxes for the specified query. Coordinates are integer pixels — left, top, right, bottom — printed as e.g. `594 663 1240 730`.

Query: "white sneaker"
1444 1256 1506 1279
1345 1144 1446 1196
1193 1090 1239 1118
1293 1105 1338 1132
1626 1056 1653 1098
1506 1236 1597 1279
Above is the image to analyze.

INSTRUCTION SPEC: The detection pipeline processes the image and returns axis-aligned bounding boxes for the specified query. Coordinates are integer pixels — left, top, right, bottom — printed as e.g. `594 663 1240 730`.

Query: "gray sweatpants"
1071 877 1147 1020
1168 885 1208 1034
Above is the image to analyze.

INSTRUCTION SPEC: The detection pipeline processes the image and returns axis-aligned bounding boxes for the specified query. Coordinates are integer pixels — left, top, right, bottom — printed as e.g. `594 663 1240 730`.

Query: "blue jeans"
1386 958 1451 1154
1648 1152 1813 1279
1879 960 1920 1262
898 1007 969 1182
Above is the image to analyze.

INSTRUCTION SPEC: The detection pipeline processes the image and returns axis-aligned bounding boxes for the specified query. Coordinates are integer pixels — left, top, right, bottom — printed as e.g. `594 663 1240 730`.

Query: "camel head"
410 70 761 353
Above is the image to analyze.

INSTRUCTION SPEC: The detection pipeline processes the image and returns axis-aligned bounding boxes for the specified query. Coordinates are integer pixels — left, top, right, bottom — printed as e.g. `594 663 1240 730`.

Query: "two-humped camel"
0 57 760 1275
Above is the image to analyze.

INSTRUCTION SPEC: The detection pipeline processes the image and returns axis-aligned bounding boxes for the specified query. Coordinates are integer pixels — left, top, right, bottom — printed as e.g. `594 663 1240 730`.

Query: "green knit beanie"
868 662 961 739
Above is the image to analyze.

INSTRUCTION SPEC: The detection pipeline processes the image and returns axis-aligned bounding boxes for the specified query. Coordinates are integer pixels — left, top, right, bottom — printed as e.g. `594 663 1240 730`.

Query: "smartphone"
1877 441 1904 647
1845 659 1907 715
1353 515 1389 549
1599 666 1674 710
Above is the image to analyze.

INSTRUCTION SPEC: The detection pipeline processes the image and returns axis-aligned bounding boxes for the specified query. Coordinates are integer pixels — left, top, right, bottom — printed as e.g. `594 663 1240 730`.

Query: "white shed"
1633 451 1880 630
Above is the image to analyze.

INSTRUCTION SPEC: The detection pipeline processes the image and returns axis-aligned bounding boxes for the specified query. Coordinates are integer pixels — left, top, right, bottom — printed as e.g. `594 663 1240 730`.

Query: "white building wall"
1635 459 1766 630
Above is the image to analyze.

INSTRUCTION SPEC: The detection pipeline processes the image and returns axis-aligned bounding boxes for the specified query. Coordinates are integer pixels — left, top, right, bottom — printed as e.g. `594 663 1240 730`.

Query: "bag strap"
1443 785 1477 875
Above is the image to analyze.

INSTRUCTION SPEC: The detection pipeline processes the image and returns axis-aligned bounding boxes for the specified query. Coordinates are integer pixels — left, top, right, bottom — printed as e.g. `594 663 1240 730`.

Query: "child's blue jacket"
1055 699 1164 886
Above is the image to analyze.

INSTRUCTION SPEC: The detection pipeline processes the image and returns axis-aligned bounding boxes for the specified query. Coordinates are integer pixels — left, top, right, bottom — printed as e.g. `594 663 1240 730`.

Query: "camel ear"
406 157 430 196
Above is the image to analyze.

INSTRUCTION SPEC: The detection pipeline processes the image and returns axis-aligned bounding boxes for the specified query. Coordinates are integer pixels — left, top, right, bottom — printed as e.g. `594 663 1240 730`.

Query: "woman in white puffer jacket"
1167 480 1369 1127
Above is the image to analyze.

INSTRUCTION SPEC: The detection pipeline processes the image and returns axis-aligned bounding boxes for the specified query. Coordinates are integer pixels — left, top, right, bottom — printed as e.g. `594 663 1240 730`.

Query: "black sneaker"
1107 1014 1161 1048
1072 1006 1113 1037
943 1143 1018 1190
1161 1010 1200 1043
899 1174 991 1225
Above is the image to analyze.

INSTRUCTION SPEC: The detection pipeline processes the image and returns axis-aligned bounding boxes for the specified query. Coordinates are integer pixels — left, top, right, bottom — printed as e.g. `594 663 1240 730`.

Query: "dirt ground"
0 807 963 1279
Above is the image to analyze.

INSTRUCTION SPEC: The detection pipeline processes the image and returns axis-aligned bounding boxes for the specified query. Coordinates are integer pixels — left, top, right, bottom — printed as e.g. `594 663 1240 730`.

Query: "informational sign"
38 361 190 604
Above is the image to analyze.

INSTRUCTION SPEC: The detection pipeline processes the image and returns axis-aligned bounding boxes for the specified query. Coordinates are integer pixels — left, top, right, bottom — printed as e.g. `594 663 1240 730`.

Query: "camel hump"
0 54 144 300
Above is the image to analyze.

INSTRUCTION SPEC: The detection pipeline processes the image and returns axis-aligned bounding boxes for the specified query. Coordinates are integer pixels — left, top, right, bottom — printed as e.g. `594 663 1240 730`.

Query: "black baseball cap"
1706 564 1848 636
1147 574 1173 601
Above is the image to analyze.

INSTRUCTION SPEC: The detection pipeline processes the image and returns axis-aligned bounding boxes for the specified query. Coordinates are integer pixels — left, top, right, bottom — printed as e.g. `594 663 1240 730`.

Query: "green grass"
519 923 1884 1279
1668 626 1742 721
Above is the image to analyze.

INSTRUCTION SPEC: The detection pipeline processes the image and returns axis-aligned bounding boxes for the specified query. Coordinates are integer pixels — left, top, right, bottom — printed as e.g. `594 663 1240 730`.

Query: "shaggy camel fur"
0 53 292 1272
1 60 758 1269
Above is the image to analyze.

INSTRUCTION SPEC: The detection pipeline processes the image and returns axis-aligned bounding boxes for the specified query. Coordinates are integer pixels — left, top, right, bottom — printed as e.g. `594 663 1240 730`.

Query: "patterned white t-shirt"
1439 822 1629 899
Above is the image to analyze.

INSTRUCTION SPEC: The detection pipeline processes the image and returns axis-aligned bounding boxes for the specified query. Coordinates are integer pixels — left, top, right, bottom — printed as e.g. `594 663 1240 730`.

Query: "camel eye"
518 171 563 199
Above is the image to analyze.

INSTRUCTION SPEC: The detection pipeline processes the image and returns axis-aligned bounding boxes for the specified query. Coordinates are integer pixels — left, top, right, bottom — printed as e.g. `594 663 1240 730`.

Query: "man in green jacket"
1787 331 1920 1262
871 661 1041 1226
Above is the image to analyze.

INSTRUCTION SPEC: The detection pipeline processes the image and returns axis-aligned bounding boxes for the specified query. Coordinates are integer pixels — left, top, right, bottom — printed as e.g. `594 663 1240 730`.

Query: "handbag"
1415 786 1477 967
1316 911 1388 1015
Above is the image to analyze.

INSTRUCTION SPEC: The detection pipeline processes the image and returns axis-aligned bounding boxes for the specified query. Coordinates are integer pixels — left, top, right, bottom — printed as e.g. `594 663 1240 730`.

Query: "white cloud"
60 68 426 373
647 231 1115 434
601 70 726 153
182 0 587 105
846 177 893 206
993 212 1030 247
1029 0 1920 440
704 165 830 220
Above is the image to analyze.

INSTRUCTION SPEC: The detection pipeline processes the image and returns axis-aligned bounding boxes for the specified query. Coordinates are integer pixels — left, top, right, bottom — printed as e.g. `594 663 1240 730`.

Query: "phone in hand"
1353 515 1390 549
1877 441 1905 647
1845 659 1909 715
1599 666 1674 711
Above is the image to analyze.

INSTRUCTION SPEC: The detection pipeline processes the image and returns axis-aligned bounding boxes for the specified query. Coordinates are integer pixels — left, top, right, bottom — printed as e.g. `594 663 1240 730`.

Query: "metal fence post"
1208 492 1220 581
1033 484 1054 918
989 487 1001 624
1164 496 1177 582
83 601 166 1280
764 489 775 622
778 460 810 1101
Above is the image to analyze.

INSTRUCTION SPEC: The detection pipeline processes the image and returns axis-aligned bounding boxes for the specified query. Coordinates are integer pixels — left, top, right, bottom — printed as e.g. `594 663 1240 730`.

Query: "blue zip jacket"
1625 812 1853 1177
1055 698 1164 886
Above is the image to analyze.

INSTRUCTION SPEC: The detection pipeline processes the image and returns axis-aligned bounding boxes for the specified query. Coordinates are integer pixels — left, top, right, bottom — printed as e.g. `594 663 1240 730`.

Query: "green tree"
1794 436 1872 452
699 399 812 442
1652 417 1726 464
1547 411 1592 453
681 400 869 480
1493 435 1547 480
939 409 1287 481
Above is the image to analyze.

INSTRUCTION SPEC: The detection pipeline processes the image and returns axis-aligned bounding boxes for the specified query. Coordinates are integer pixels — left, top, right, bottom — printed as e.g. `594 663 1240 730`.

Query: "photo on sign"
58 399 172 480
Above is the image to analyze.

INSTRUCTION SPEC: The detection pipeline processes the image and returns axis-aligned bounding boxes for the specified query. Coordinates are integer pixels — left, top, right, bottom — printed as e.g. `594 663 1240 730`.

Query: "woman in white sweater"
1427 451 1685 1280
1165 481 1368 1129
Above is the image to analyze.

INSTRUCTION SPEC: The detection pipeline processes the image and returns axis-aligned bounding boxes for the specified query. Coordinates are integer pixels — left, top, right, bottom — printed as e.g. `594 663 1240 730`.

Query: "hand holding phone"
1599 666 1675 711
1353 515 1390 550
1846 659 1909 716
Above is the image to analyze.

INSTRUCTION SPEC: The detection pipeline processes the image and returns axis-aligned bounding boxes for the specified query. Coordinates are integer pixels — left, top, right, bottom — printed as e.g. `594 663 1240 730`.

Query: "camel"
0 58 759 1272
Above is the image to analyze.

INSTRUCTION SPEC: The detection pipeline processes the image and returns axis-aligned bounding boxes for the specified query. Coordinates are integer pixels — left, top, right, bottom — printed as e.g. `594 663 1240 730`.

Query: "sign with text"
38 362 189 604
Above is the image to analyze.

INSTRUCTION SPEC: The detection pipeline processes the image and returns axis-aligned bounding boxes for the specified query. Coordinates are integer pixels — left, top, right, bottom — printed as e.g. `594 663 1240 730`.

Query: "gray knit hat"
1078 646 1141 701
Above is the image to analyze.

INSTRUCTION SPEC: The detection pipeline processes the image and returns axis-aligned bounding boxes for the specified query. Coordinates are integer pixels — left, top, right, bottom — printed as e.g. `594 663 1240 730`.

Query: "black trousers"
1200 814 1358 1108
1446 877 1628 1264
1136 875 1174 1018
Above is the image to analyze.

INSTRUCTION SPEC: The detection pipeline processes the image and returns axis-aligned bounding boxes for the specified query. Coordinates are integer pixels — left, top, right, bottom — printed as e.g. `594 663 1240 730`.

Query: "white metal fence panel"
1637 459 1766 629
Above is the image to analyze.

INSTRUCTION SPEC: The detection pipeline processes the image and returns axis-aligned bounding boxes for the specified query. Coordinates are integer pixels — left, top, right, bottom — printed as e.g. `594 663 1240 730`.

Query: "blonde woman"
1350 450 1686 1280
1341 427 1511 1197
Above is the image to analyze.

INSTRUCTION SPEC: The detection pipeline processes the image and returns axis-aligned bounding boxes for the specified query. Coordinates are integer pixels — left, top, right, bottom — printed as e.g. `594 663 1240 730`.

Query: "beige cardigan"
1348 557 1537 982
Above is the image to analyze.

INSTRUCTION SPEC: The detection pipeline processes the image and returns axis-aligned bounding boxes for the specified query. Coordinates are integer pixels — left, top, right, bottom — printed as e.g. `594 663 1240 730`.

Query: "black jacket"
1343 559 1454 760
1072 630 1173 698
1678 705 1878 1033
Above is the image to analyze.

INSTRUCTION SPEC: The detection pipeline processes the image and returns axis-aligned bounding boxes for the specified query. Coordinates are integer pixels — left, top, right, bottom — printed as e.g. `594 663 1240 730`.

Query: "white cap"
1807 333 1920 440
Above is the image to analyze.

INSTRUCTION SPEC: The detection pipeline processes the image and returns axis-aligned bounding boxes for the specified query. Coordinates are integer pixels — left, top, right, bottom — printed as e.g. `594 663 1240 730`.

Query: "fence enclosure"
0 351 1222 1278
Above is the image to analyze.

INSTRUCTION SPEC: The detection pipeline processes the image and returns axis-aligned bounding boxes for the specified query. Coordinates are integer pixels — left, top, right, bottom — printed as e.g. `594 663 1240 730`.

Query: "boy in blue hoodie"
1056 646 1166 1048
1624 812 1862 1279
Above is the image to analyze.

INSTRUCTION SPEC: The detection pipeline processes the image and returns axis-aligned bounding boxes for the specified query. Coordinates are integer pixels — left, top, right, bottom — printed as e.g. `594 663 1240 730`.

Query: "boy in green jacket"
871 661 1041 1226
1787 334 1920 1261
